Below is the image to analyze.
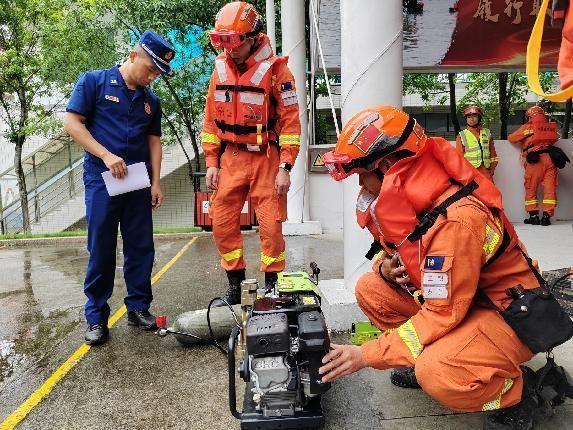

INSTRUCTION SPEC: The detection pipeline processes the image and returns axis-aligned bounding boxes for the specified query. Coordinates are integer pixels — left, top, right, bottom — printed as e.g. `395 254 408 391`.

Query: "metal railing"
0 158 84 234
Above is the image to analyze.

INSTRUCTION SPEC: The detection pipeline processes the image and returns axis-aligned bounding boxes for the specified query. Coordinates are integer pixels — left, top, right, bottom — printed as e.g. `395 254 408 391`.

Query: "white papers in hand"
101 162 151 196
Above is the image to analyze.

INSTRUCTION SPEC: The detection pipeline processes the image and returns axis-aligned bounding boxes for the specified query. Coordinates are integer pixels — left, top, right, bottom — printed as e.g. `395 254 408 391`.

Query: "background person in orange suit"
202 2 301 304
508 106 559 226
321 106 552 429
455 105 498 181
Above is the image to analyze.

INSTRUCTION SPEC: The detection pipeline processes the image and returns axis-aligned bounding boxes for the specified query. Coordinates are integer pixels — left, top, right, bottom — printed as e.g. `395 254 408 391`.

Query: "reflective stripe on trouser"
355 273 533 412
524 153 558 216
210 145 286 272
261 250 286 271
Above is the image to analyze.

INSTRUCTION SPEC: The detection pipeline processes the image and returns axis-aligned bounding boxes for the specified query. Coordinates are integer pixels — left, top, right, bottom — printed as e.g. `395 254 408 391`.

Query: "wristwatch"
279 162 293 172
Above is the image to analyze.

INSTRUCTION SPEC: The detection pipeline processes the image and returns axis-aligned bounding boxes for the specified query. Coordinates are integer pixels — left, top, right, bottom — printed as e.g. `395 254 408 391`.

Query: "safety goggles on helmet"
208 30 247 50
464 106 482 117
324 116 417 181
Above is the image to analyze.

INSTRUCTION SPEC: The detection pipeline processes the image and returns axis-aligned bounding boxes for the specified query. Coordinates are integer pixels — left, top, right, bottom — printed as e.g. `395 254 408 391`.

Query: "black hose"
228 326 242 419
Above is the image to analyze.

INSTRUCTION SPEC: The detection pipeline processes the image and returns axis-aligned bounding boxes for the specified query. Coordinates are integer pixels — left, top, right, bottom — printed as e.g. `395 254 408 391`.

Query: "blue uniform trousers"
83 171 154 325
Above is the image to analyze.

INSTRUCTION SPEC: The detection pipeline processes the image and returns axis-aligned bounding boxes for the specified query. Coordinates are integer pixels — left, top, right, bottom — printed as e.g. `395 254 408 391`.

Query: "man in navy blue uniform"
64 30 175 345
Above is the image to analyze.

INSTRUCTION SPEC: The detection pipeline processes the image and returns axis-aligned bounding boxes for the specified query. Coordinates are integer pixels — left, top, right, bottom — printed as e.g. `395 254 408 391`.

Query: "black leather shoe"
540 212 551 226
214 269 245 307
127 310 157 330
390 366 421 389
482 366 538 430
524 212 540 225
265 272 278 291
85 324 109 346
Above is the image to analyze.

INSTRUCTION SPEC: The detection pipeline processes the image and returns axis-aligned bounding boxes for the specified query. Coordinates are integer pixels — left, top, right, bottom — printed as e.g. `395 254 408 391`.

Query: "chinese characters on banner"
439 0 561 68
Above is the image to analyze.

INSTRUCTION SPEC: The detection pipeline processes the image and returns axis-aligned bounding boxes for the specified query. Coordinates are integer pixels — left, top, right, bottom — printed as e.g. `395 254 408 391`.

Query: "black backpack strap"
365 240 382 260
516 244 549 289
407 180 479 243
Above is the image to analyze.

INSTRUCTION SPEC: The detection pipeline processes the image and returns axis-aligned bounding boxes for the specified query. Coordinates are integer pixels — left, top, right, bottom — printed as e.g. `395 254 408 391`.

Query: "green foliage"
403 74 448 109
315 110 336 146
0 0 118 145
459 73 527 124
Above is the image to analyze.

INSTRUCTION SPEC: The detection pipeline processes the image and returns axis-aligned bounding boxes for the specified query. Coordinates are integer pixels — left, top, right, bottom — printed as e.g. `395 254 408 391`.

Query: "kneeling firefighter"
508 106 569 226
202 2 301 304
320 106 573 429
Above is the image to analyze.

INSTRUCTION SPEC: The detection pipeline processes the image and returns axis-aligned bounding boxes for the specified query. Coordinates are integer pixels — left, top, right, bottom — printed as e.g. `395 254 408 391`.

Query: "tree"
87 0 278 174
448 73 461 134
402 73 448 109
0 0 117 232
563 99 572 138
460 72 558 139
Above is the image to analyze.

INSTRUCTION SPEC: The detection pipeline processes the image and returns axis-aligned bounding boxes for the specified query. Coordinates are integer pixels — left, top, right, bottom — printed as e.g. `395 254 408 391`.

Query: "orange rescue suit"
202 34 301 272
355 137 537 413
455 125 498 181
508 115 559 216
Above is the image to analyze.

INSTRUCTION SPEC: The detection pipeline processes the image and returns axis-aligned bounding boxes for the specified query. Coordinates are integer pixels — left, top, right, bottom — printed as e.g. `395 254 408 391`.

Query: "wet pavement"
0 229 572 429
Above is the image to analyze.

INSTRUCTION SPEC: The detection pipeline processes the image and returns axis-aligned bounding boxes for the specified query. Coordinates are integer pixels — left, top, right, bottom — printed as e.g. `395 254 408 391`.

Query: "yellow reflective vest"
459 128 492 168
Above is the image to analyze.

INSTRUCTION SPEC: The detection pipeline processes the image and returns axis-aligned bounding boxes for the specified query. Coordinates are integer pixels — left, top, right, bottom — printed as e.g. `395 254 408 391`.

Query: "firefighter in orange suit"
456 105 498 181
321 106 546 429
202 2 301 304
508 106 559 226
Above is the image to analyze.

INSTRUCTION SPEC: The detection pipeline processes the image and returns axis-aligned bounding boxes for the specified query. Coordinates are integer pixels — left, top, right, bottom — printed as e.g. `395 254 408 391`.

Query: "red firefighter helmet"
209 2 263 50
323 106 427 181
463 105 483 117
526 105 545 119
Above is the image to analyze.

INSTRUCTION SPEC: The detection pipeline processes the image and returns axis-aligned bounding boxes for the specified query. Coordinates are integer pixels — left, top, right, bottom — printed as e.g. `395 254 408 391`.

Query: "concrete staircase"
30 142 198 234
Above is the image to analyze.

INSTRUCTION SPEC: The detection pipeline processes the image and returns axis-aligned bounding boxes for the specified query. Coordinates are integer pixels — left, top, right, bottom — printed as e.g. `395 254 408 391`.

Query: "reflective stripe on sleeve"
279 134 301 146
396 320 423 360
202 132 221 145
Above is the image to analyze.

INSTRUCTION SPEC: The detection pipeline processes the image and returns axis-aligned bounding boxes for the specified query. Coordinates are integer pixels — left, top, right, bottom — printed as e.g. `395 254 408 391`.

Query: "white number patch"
422 285 449 299
422 272 448 286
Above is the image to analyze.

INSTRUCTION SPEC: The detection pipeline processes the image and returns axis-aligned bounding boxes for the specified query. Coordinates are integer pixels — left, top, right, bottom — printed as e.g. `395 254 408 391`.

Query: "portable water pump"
156 263 331 430
229 263 331 429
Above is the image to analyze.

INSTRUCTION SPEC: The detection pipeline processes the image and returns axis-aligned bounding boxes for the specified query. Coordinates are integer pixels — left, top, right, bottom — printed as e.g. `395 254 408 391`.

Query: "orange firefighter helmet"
463 105 483 117
323 105 427 181
209 2 263 49
526 105 546 119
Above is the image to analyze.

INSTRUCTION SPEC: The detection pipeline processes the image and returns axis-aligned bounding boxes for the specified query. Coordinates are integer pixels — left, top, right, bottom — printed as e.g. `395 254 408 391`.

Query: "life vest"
211 35 286 146
372 137 513 288
530 117 559 146
459 127 492 168
356 187 382 239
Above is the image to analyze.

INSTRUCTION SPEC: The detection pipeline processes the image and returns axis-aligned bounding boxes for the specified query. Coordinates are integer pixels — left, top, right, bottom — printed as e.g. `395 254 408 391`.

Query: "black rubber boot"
390 366 421 389
214 269 245 307
482 367 538 430
523 211 540 225
540 212 551 226
265 272 278 291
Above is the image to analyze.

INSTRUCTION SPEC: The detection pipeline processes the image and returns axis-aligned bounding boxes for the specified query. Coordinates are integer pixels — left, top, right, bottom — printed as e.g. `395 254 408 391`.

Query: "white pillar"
266 0 276 52
281 0 321 235
341 0 403 290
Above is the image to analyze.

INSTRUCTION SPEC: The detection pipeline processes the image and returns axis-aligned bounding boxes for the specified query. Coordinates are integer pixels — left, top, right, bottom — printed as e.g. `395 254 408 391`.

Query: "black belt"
225 141 278 152
215 120 269 136
215 84 265 94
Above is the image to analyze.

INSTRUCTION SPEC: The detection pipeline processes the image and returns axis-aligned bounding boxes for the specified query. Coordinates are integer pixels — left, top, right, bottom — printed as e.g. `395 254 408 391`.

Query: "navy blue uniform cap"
138 30 175 77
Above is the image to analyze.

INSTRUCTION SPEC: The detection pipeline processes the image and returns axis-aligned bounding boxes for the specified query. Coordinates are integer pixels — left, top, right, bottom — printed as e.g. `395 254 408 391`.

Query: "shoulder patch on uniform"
424 256 444 270
281 81 293 91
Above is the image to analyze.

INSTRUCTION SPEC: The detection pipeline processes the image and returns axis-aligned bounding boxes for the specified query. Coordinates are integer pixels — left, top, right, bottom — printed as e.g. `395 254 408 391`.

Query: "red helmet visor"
208 30 246 49
323 151 367 181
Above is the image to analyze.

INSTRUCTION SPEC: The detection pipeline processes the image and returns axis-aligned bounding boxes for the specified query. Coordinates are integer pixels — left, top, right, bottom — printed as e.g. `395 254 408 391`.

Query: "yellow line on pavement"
0 237 198 430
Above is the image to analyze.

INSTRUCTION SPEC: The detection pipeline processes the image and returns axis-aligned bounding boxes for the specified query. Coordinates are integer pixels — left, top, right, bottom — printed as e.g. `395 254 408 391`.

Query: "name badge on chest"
105 94 120 103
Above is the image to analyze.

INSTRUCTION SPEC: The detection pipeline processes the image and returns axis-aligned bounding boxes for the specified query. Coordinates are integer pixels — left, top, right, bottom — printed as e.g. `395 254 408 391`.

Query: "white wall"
307 138 573 233
309 173 343 233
